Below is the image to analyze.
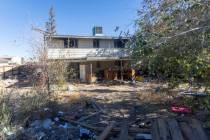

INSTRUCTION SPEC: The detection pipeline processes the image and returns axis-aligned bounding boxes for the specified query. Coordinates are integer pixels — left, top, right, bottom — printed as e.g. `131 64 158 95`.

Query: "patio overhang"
48 57 132 63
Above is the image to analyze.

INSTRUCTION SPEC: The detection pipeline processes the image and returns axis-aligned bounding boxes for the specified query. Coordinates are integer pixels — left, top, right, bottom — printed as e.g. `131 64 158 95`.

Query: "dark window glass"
93 39 100 48
96 27 102 34
64 39 78 48
64 39 68 48
69 40 74 47
114 39 126 48
75 40 78 47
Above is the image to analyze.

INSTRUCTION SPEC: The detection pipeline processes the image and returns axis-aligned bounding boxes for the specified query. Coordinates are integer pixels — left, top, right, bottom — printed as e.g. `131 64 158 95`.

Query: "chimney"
92 26 103 36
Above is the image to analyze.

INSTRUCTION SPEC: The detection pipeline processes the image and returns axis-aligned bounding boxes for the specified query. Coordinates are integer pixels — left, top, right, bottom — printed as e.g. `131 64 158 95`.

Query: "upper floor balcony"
47 48 131 60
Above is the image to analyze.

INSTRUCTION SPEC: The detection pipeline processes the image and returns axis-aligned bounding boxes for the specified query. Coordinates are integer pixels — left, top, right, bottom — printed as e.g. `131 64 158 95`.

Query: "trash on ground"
171 105 192 114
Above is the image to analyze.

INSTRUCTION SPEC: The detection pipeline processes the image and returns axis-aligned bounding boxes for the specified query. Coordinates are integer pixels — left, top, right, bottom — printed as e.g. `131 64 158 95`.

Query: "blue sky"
0 0 140 58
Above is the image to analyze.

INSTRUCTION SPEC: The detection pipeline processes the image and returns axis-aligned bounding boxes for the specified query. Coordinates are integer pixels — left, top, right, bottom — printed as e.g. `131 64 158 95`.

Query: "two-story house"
47 27 132 82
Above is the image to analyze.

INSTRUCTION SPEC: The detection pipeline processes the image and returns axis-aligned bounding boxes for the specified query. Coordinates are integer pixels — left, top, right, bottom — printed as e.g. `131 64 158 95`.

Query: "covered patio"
66 58 134 83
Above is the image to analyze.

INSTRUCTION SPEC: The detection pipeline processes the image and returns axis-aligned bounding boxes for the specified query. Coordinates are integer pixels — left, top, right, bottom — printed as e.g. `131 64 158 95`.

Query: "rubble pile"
12 99 152 140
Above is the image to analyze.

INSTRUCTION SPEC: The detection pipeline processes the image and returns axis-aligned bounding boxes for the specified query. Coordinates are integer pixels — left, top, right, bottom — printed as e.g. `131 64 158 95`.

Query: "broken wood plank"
190 119 209 140
78 111 101 122
62 118 97 130
129 117 145 126
151 120 160 140
179 122 197 140
157 118 171 140
118 121 128 140
91 98 105 113
167 119 184 140
62 117 151 133
97 121 115 140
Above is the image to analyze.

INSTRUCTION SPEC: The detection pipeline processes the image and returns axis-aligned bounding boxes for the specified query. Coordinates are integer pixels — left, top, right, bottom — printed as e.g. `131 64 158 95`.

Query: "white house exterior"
0 56 24 66
0 56 24 79
47 27 132 82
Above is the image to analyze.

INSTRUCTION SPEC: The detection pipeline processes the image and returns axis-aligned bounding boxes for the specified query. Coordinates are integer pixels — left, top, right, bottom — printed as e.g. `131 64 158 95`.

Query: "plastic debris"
59 122 72 129
3 127 14 136
58 111 64 117
31 119 53 129
36 132 46 140
42 119 53 129
54 117 59 122
44 108 49 111
139 121 152 128
79 127 95 139
171 105 192 114
135 133 152 140
30 120 42 128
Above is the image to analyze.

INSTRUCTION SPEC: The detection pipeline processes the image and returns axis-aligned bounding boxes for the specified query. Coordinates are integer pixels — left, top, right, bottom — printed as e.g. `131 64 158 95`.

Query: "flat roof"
47 35 129 40
48 57 131 62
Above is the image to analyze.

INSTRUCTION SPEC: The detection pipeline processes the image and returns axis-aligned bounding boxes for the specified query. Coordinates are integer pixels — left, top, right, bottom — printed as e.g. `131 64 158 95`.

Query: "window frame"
93 39 100 48
114 39 126 48
64 38 78 48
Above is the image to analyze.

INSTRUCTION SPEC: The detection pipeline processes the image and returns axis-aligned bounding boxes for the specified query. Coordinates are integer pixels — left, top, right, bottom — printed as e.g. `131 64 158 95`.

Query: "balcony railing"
48 48 130 60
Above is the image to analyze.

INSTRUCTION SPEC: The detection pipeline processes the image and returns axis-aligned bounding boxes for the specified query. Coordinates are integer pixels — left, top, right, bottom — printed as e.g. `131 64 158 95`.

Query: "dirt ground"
0 80 194 121
1 79 209 139
71 82 176 122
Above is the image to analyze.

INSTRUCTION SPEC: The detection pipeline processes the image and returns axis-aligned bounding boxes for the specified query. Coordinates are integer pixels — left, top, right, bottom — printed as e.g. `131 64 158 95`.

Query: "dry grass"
54 92 87 105
137 85 175 104
0 82 87 125
138 92 173 104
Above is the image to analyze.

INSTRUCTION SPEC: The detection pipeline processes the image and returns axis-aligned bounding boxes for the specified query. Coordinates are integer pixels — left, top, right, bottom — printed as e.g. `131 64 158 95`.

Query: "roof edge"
45 34 129 39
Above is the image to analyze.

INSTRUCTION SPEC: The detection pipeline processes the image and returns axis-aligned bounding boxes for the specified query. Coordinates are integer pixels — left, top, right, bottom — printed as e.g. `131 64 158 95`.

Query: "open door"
79 64 86 82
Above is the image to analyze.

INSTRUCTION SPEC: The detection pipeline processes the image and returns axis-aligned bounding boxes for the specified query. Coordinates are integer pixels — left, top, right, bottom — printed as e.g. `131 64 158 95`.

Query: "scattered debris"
78 111 101 122
135 133 152 140
180 91 208 97
154 87 161 93
1 82 209 139
36 132 45 140
79 127 95 139
98 121 115 140
57 111 64 117
171 105 192 114
152 118 209 140
3 127 14 136
118 121 128 140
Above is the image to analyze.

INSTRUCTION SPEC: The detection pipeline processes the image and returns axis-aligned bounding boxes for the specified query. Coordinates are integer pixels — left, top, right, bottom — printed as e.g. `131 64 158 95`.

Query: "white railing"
48 48 130 60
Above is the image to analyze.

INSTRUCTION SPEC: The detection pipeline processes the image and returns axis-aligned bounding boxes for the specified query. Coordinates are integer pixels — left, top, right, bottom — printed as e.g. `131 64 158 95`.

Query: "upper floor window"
64 39 78 48
93 39 100 48
114 39 126 48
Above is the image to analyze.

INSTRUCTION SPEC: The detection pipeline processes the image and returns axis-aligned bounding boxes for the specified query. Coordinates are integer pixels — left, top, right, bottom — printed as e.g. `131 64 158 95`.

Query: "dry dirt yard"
71 82 176 122
1 80 209 139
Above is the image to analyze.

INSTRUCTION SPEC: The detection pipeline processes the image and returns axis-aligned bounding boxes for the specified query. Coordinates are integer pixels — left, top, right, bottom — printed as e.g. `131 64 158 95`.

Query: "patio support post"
120 60 123 81
90 63 93 82
3 66 5 79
